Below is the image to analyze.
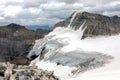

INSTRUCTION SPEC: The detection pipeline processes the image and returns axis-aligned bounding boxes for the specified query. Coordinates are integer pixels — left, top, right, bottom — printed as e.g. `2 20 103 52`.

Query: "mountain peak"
7 23 26 29
55 11 120 37
5 23 27 32
8 23 18 26
81 11 89 14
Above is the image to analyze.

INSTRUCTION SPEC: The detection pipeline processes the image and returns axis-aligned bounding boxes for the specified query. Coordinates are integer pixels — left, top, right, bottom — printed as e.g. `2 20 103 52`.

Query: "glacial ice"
28 26 113 80
27 12 120 80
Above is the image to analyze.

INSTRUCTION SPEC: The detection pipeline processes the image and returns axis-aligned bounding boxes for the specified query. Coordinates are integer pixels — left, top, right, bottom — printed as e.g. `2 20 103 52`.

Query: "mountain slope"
0 23 40 40
28 12 120 80
55 12 120 37
0 23 49 63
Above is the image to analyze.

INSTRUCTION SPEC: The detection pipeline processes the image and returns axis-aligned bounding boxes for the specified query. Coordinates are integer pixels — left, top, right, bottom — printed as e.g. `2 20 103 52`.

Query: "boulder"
0 62 59 80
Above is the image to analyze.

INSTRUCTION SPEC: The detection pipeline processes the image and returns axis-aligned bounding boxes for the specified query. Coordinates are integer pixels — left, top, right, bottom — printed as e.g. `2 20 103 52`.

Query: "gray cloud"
0 0 120 26
54 0 81 4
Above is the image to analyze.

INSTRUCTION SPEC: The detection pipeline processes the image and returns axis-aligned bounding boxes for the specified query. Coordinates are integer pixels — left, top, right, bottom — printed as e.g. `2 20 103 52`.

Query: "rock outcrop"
0 62 59 80
55 12 120 38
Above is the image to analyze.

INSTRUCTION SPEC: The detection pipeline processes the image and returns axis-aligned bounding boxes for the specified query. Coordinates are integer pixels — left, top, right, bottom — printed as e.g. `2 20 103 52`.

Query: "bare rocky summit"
55 12 120 38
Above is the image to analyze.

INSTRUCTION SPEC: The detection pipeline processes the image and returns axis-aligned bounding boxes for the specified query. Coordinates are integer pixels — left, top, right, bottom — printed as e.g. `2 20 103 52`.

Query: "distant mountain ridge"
26 25 53 30
55 12 120 37
0 23 39 40
0 23 50 63
7 23 26 30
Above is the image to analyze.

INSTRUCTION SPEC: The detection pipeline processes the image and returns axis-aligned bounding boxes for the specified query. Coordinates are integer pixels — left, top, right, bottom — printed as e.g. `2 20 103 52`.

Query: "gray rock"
0 64 7 77
55 12 120 38
0 23 50 62
0 62 59 80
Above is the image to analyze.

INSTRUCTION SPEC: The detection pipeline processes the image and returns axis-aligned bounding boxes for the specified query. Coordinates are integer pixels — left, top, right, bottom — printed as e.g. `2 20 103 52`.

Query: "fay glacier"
27 12 120 80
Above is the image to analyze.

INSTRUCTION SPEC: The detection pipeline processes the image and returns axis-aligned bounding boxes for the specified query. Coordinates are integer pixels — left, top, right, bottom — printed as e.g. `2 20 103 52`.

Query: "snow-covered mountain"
27 12 120 80
55 11 120 38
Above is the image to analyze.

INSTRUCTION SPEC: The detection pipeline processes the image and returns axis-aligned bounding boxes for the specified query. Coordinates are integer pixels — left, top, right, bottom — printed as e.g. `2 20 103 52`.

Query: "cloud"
0 0 120 26
4 5 22 17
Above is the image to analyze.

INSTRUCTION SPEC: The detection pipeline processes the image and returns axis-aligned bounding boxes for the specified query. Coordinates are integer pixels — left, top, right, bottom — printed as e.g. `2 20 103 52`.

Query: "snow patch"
28 21 120 80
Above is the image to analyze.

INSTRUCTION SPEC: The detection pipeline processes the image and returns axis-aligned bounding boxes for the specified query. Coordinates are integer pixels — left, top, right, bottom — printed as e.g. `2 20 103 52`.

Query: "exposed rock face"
0 23 49 63
10 56 30 65
55 12 120 37
0 39 32 62
0 62 59 80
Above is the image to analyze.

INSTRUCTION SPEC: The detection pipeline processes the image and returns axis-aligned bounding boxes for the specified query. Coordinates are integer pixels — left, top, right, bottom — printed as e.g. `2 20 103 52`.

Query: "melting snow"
28 12 120 80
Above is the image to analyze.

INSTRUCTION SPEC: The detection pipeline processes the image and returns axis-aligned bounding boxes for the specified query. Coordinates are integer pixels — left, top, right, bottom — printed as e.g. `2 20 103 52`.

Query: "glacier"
27 12 120 80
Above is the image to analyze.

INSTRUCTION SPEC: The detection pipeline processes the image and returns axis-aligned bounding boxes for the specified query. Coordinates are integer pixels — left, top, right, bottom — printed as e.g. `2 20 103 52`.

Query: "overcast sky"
0 0 120 27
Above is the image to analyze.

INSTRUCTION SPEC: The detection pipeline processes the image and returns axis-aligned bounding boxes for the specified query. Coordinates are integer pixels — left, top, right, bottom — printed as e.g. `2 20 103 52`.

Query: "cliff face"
55 12 120 37
0 23 49 62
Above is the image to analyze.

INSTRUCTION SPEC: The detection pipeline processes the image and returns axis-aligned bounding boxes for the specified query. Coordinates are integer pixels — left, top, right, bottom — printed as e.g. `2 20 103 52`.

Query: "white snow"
28 16 120 80
67 11 78 28
29 26 120 80
67 35 120 80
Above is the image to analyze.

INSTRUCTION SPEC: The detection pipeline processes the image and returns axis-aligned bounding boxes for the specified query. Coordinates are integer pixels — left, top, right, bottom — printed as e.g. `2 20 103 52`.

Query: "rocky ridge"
55 12 120 38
